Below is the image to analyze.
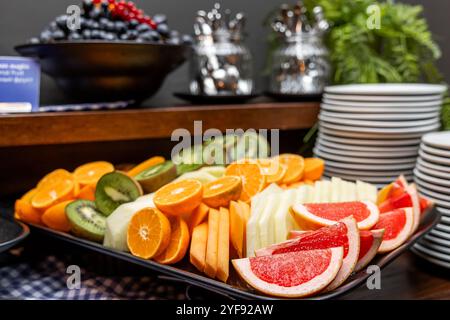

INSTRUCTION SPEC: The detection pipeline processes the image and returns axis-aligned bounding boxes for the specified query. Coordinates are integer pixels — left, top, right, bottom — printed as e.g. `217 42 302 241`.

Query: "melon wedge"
256 217 360 292
230 201 245 258
217 207 230 282
233 247 344 298
205 208 220 278
258 193 280 249
190 222 208 272
291 201 379 230
188 203 210 234
373 208 414 253
354 229 384 272
273 189 298 244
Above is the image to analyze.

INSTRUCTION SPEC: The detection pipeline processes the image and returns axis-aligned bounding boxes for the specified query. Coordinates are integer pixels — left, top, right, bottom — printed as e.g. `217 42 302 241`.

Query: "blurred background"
0 0 448 106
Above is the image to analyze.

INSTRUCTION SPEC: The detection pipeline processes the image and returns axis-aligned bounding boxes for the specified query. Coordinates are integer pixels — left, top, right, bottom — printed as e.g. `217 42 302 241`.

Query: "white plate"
314 148 417 164
425 234 450 247
414 187 450 209
323 93 443 102
320 120 441 134
318 132 421 146
414 175 450 196
416 184 450 204
320 110 440 121
319 114 439 128
326 159 416 171
319 126 438 139
318 137 418 153
320 103 441 114
325 83 447 95
416 163 449 180
438 207 450 216
420 143 450 158
435 224 450 233
417 157 450 173
441 216 450 224
419 149 450 166
324 166 412 177
430 229 450 240
414 244 450 262
323 171 412 184
422 131 450 150
414 168 450 187
411 247 450 269
323 98 443 108
420 240 450 254
316 143 418 158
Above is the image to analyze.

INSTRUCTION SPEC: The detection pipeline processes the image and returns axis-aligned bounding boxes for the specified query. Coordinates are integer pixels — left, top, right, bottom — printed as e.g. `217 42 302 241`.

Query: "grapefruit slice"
378 184 420 235
354 229 384 272
377 175 408 205
373 208 414 253
232 247 343 298
257 217 360 292
291 201 379 230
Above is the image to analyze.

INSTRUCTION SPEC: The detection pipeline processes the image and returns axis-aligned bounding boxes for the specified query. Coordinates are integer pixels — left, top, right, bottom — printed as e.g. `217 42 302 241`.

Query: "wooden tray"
23 207 439 300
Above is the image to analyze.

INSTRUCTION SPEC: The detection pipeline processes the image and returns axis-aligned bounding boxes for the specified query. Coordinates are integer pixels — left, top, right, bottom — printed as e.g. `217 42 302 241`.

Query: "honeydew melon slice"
174 170 217 185
330 177 342 202
320 180 332 203
198 166 226 178
258 193 281 249
273 189 299 243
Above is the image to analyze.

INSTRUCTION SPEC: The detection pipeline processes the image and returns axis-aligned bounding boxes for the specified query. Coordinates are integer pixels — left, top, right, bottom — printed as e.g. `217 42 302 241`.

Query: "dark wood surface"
0 102 319 147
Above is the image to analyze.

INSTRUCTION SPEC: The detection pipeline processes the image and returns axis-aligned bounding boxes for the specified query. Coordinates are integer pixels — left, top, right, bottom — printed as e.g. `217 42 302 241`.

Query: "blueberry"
136 23 151 33
48 21 59 31
68 32 82 40
139 31 159 42
166 37 181 45
135 38 144 43
82 29 92 39
126 29 139 40
29 37 40 44
182 34 193 45
99 18 109 29
156 23 170 36
128 19 139 29
104 32 116 41
89 7 102 20
91 29 101 39
114 21 127 34
52 30 66 40
91 21 100 30
40 30 53 42
82 0 93 13
152 14 167 25
169 30 180 39
56 15 69 31
120 33 129 40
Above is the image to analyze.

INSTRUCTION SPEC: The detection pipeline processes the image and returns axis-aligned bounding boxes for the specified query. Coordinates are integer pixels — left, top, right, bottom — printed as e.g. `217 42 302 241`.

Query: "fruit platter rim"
19 206 440 300
0 217 30 254
15 40 188 52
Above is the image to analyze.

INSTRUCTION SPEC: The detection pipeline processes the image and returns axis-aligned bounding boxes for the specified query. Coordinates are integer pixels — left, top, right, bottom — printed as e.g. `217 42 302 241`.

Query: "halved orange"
41 200 73 232
127 208 171 259
73 161 114 187
225 162 265 202
275 154 305 184
153 179 203 216
32 172 76 210
76 184 96 201
257 159 287 184
202 176 242 208
127 156 165 177
15 188 42 225
154 216 190 265
303 158 325 181
37 169 73 189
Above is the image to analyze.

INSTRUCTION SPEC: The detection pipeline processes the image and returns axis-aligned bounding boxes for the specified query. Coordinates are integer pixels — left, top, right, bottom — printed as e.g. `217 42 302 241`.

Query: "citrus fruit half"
225 162 265 202
73 161 114 187
202 175 242 208
153 179 203 216
274 154 305 184
154 216 190 265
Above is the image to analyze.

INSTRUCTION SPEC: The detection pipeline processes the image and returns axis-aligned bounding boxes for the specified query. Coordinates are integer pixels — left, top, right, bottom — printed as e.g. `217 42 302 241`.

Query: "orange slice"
153 179 203 216
127 208 171 259
76 184 96 201
303 158 325 181
41 200 73 232
257 159 287 184
15 188 42 225
127 156 165 177
154 216 190 265
32 173 75 210
202 176 242 208
73 161 114 187
275 154 305 184
225 162 265 202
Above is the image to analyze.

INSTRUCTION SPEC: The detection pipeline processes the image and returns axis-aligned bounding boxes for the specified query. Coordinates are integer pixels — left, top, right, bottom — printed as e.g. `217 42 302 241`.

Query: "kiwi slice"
65 200 106 243
135 161 177 193
176 163 203 176
95 171 143 216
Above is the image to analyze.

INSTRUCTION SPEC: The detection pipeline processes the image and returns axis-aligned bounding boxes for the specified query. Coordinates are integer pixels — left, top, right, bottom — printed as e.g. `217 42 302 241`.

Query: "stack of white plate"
411 131 450 269
314 83 447 187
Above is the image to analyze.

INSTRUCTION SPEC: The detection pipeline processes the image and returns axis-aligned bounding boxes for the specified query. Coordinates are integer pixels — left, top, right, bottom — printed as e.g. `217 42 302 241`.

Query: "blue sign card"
0 56 40 113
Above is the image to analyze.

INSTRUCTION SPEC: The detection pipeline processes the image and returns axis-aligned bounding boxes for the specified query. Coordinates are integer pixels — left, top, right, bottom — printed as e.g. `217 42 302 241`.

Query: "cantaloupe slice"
190 222 208 272
188 203 209 234
238 200 250 222
230 201 245 258
204 208 220 278
217 207 230 282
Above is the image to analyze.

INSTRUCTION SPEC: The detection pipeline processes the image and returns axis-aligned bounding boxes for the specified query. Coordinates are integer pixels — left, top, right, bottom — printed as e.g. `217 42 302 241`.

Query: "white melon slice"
320 180 332 203
330 177 342 202
257 193 281 249
174 170 217 185
198 166 226 178
273 189 299 243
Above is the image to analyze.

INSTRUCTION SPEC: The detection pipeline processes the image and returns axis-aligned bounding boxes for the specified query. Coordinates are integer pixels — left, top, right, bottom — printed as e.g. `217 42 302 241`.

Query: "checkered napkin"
0 255 185 300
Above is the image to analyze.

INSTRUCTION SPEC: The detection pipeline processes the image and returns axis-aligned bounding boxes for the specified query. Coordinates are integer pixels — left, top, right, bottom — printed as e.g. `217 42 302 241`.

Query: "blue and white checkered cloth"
0 255 185 300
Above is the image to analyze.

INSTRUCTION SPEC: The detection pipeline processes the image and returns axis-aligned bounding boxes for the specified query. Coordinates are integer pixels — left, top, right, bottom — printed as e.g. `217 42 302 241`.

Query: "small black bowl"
15 41 188 103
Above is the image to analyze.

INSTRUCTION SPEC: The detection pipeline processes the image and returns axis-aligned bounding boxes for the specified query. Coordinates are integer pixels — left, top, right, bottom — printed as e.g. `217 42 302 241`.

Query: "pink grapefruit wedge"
377 175 408 205
354 229 384 272
291 201 379 231
373 208 414 253
232 247 343 298
256 217 360 292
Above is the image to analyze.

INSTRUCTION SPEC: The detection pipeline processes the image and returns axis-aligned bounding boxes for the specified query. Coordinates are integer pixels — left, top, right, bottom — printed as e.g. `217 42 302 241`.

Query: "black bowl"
15 41 188 103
